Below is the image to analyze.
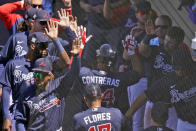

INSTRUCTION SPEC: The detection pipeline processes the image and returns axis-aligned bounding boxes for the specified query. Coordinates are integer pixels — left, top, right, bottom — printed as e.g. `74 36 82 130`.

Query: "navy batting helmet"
96 44 116 67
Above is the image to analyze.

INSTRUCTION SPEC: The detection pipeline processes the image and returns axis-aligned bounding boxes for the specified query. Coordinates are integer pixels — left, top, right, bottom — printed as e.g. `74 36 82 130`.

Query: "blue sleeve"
2 86 11 119
65 27 77 43
61 55 81 87
0 35 15 65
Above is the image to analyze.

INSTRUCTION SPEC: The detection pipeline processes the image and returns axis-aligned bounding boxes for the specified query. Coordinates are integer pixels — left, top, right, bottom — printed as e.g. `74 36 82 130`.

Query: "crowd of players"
0 0 196 131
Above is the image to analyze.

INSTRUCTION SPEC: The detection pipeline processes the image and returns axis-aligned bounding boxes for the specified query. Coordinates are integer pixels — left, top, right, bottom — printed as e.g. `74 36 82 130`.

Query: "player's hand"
69 16 78 33
57 8 70 29
77 25 92 49
3 118 12 131
45 20 58 41
122 34 137 56
71 38 81 55
145 19 155 35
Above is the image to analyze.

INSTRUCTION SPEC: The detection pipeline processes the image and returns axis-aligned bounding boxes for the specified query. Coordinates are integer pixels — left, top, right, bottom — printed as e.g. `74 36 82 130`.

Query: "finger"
47 21 51 31
83 27 86 37
57 10 62 18
86 35 92 42
10 126 13 131
45 28 49 35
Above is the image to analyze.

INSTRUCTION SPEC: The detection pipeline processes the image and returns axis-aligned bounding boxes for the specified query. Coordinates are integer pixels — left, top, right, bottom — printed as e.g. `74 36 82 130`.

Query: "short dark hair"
151 102 169 125
159 15 172 27
84 84 102 101
166 26 185 43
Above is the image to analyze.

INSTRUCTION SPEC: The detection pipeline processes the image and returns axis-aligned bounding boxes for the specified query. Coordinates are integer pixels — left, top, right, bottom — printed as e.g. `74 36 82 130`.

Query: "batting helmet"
96 44 116 67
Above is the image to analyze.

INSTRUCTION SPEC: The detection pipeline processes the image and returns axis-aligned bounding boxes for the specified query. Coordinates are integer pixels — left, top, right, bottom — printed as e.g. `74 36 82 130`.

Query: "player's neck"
88 101 101 109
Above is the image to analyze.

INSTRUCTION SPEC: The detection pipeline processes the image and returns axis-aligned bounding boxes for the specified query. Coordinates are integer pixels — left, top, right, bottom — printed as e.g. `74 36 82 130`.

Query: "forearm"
53 39 70 66
125 92 147 119
65 27 77 43
2 86 12 119
130 54 143 75
103 0 113 19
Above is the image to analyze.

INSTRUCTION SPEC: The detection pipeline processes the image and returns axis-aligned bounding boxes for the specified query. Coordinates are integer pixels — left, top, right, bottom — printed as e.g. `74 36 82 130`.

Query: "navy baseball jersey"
0 31 29 65
144 46 174 87
73 107 125 131
142 126 173 131
145 70 196 124
78 67 140 108
18 55 80 130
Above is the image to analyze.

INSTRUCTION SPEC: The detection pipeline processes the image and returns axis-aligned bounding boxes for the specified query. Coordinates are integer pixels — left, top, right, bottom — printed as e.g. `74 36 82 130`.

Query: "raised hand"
69 16 78 33
77 25 92 49
71 38 81 55
57 8 70 28
45 20 58 40
122 34 137 56
145 19 155 35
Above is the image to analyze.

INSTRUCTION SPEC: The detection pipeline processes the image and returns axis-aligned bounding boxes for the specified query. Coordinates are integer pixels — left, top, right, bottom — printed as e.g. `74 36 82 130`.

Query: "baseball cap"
135 1 152 13
33 57 53 73
24 8 38 21
28 32 51 45
172 49 194 70
35 10 50 22
84 84 101 100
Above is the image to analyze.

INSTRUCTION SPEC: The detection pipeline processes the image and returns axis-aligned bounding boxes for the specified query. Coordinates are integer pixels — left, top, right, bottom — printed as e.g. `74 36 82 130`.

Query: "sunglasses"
34 72 48 79
31 4 42 9
37 42 49 49
155 25 169 29
39 21 48 26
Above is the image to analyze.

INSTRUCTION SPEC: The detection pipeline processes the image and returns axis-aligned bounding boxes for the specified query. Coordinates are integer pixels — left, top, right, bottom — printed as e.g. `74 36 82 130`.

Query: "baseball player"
1 19 71 131
142 102 173 131
73 83 129 131
126 50 196 131
18 38 81 131
76 43 142 114
0 0 42 36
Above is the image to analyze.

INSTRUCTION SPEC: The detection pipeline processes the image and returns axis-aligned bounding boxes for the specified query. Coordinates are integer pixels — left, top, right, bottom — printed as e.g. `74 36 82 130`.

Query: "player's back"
73 107 125 131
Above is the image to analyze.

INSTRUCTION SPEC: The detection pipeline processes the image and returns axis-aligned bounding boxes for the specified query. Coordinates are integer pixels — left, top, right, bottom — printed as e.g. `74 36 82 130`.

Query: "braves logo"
39 61 46 67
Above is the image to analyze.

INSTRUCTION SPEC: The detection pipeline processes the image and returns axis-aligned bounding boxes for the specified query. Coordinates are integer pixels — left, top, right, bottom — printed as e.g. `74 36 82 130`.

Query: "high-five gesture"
71 38 81 55
45 20 59 41
57 8 70 28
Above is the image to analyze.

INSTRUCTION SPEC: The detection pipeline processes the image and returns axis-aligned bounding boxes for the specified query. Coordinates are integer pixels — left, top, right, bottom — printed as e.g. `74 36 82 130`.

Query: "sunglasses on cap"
37 42 49 49
31 4 42 9
155 25 169 29
34 72 48 79
137 10 152 16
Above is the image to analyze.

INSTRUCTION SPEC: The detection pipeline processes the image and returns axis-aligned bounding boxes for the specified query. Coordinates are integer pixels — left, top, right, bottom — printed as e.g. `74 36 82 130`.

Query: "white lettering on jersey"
154 53 173 74
82 76 120 87
14 69 34 83
170 86 196 103
84 113 111 125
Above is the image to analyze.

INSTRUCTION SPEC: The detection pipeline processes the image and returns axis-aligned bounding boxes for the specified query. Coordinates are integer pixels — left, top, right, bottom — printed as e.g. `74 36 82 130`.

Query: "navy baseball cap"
84 84 101 100
172 49 194 70
35 10 50 22
24 8 38 20
28 32 51 45
33 57 53 73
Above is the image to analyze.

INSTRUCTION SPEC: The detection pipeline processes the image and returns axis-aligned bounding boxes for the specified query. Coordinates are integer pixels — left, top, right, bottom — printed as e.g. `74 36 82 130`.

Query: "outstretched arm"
125 92 147 120
45 20 70 68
